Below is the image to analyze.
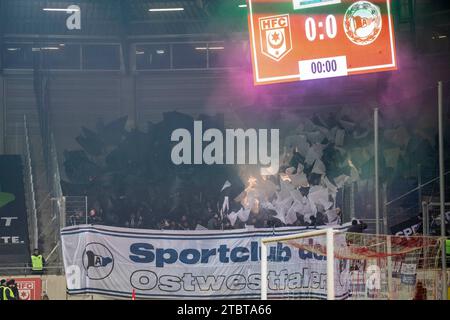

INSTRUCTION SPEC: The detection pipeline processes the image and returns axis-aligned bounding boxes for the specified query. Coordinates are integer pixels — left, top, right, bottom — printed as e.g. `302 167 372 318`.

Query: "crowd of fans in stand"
62 107 440 232
74 193 344 231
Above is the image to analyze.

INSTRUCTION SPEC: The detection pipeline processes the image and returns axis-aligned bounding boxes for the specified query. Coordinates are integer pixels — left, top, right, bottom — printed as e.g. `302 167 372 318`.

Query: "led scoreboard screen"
248 0 397 85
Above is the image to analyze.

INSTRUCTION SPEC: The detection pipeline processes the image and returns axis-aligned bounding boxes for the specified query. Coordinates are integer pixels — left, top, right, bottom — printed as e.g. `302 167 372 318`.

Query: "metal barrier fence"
0 265 64 274
64 196 88 226
422 201 450 236
47 132 66 271
23 115 39 251
21 115 67 273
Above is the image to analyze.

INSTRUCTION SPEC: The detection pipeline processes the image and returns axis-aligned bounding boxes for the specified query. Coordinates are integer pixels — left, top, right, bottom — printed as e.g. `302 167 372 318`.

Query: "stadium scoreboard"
247 0 397 85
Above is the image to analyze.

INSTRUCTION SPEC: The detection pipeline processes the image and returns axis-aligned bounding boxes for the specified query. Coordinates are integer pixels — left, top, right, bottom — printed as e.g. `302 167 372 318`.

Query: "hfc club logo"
259 14 293 61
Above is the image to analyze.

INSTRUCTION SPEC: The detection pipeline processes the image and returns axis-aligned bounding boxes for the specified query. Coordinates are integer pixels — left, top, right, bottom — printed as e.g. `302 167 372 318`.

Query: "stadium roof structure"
0 0 249 40
1 0 449 46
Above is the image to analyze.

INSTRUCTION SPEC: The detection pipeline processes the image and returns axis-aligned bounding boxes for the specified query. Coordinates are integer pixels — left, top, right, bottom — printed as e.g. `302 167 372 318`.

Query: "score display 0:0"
305 15 337 42
311 59 337 74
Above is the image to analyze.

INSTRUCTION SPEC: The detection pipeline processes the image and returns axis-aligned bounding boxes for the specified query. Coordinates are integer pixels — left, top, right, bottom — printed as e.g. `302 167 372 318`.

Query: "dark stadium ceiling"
1 0 249 40
1 0 449 44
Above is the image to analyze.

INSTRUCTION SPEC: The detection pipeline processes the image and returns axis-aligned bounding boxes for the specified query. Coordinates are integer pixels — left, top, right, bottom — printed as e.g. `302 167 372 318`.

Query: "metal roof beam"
130 18 208 24
118 0 132 74
0 0 4 73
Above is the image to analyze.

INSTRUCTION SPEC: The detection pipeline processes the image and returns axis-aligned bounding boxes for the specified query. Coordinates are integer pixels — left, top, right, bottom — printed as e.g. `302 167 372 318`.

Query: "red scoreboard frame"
248 0 397 85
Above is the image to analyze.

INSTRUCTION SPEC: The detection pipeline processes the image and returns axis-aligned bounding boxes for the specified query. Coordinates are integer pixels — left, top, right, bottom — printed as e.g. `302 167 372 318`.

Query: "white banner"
61 224 350 299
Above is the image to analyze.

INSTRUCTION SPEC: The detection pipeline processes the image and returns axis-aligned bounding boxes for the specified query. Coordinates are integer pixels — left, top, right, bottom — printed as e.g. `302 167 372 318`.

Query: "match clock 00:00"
248 0 397 85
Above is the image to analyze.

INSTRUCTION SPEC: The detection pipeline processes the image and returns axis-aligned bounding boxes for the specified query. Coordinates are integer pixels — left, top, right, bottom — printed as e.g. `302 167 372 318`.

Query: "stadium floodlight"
261 228 336 300
149 8 184 12
195 46 224 50
31 47 60 51
43 8 80 12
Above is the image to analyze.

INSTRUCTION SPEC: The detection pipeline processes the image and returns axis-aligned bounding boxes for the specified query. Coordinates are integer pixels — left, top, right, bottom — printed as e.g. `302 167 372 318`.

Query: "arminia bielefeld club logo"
343 1 383 46
82 242 114 280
